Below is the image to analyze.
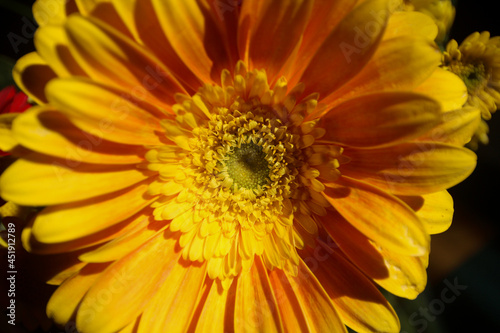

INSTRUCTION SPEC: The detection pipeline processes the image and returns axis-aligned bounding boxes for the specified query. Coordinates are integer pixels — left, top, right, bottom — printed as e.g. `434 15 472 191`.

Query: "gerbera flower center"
146 61 341 283
224 142 269 190
450 62 487 93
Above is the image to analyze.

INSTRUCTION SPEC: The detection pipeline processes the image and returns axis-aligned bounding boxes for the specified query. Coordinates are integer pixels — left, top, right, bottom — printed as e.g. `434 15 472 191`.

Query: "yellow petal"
417 107 481 146
138 261 207 333
33 0 71 26
193 280 233 332
34 25 86 77
12 107 146 164
320 92 441 147
323 176 429 256
0 158 152 206
341 142 477 195
47 263 110 326
0 113 20 153
13 52 56 104
45 77 164 145
414 68 468 111
76 231 181 333
31 182 155 243
399 191 454 235
383 11 438 41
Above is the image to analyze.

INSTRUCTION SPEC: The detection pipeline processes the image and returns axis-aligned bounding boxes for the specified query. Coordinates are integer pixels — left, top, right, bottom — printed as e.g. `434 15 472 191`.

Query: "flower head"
442 31 500 147
0 0 477 332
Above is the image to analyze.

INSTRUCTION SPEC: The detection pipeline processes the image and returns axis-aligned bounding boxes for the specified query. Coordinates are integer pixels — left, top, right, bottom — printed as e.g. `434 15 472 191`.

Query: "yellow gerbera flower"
442 31 500 148
0 0 478 332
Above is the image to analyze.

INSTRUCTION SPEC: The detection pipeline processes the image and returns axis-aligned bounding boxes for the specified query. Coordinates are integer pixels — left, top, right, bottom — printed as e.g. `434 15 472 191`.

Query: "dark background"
1 0 499 332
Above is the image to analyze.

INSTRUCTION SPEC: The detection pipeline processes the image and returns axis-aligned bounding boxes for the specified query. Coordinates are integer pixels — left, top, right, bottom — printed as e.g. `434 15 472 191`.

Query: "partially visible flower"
403 0 455 44
442 31 500 147
0 86 31 156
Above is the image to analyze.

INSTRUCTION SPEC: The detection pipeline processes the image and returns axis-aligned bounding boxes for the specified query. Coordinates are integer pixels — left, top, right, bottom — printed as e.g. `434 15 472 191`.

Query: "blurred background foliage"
0 0 499 332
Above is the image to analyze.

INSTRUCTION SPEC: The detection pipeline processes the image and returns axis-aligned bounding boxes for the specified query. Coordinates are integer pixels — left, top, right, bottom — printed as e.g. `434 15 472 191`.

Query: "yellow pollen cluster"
145 61 342 283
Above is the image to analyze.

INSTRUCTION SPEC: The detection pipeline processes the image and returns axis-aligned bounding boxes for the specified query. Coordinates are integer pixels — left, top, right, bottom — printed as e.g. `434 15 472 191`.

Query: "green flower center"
225 143 270 190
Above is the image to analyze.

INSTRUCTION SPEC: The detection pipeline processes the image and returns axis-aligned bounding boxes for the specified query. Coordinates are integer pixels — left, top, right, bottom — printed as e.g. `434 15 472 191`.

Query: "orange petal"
341 142 477 195
321 36 441 109
0 158 153 206
12 107 146 164
289 0 358 82
234 256 283 332
300 244 400 333
319 210 427 299
283 260 347 332
115 0 201 92
238 0 313 81
45 77 165 145
31 182 155 243
138 261 207 333
152 0 231 84
323 176 429 255
13 52 56 104
64 14 185 107
300 0 391 98
320 92 441 147
76 231 181 333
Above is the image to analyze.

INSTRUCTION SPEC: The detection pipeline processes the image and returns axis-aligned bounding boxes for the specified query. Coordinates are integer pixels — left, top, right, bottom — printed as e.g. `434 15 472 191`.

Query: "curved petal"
383 11 438 41
47 263 110 326
22 209 150 254
46 78 165 145
238 0 313 81
13 52 56 104
76 231 181 333
319 92 441 148
152 0 231 84
399 191 454 235
280 260 347 332
319 210 427 299
31 182 155 243
414 68 468 112
64 14 186 108
114 0 201 92
192 279 234 332
12 107 146 165
34 25 87 77
320 36 441 109
138 260 207 333
299 243 400 333
416 107 481 146
33 0 78 26
341 142 477 195
0 113 20 153
300 0 391 98
323 176 429 256
0 157 153 206
234 256 283 332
